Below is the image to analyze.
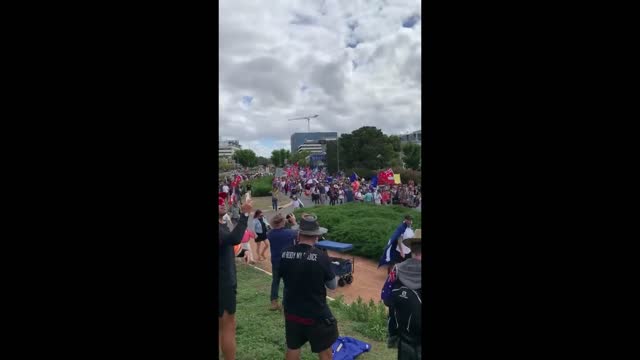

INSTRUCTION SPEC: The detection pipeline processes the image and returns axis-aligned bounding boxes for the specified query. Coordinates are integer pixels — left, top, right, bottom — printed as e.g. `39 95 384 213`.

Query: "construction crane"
288 114 319 132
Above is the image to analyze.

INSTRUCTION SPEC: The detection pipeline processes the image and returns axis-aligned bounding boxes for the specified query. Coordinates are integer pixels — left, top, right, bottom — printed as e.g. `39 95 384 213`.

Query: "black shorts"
255 235 267 243
218 286 237 317
285 317 339 353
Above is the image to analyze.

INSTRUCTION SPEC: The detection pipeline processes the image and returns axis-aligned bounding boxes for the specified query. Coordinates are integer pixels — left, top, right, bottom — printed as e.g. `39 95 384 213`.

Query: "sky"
219 0 421 157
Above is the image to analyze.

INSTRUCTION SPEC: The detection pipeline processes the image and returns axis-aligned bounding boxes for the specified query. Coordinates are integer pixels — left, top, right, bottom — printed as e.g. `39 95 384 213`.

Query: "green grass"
243 176 274 197
228 263 396 360
293 203 421 260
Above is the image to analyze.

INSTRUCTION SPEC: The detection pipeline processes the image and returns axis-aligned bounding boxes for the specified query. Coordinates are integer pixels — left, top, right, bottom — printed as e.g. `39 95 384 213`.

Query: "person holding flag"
378 215 413 272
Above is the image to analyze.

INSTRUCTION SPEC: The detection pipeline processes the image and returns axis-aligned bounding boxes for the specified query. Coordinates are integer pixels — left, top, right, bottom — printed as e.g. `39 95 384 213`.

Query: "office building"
290 132 337 153
398 130 421 145
219 139 242 158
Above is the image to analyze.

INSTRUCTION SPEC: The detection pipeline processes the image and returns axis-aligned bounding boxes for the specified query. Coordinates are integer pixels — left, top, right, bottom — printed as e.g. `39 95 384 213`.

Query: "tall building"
398 130 421 145
290 132 337 153
219 139 242 159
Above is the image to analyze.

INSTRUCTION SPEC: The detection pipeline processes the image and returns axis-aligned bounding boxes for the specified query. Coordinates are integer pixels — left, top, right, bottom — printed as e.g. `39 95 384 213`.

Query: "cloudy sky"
219 0 421 157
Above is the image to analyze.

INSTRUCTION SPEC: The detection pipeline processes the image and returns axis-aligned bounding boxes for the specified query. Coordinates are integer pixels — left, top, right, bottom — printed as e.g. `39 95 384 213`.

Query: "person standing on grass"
364 189 373 203
384 229 422 359
266 213 296 311
218 197 253 360
230 200 240 226
345 186 354 203
338 187 345 205
281 214 339 360
373 188 382 205
254 209 270 261
319 183 326 205
271 186 279 211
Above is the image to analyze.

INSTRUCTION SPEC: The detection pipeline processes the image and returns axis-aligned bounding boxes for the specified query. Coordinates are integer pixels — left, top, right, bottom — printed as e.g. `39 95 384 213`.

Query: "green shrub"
243 176 274 197
293 202 421 260
329 296 389 342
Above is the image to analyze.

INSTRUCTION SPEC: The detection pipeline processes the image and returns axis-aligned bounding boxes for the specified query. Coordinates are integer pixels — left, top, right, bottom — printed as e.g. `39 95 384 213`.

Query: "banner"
394 174 401 184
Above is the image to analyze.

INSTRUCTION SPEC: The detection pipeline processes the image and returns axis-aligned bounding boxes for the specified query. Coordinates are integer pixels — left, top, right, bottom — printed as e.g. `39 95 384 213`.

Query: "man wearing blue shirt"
267 213 297 311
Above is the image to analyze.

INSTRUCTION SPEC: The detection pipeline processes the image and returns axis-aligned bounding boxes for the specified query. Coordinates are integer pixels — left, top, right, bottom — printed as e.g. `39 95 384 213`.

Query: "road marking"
246 263 335 301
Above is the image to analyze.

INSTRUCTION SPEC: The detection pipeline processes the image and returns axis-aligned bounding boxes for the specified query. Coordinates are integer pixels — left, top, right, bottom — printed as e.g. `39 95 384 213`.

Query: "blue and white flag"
349 172 358 183
378 222 409 268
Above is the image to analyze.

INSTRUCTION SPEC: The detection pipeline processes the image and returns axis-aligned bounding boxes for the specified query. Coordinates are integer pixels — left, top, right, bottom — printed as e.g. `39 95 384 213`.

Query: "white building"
398 130 421 145
219 139 242 159
297 140 326 154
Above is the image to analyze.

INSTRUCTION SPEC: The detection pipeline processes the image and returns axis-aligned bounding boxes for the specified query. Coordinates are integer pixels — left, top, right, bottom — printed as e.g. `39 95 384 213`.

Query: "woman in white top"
374 190 382 205
338 188 345 204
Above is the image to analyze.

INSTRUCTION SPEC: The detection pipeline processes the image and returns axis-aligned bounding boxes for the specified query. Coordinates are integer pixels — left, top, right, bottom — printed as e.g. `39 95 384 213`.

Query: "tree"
338 126 398 170
290 150 311 167
402 143 421 170
256 156 269 166
270 148 291 167
232 149 257 167
325 140 338 174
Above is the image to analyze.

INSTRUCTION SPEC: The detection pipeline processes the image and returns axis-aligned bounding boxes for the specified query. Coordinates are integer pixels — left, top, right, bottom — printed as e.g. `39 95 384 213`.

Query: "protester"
236 229 256 265
338 187 345 204
219 197 253 360
354 190 363 202
285 213 297 230
281 214 339 360
364 189 373 203
230 200 240 226
291 195 303 209
319 183 326 205
345 186 354 203
312 186 320 205
374 189 382 205
254 209 270 261
378 215 413 272
384 229 422 358
271 186 279 211
267 213 297 311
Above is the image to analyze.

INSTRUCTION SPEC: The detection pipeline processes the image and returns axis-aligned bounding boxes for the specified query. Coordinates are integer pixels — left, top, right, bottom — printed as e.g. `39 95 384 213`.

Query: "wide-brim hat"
291 213 328 236
403 229 422 246
270 213 286 228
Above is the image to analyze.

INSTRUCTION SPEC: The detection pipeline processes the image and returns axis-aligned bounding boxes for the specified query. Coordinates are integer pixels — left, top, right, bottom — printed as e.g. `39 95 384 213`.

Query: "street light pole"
337 134 340 174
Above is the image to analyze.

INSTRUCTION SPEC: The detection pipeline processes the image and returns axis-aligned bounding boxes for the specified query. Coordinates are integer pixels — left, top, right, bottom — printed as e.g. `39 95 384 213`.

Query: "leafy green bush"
243 175 274 197
329 296 389 342
293 202 421 260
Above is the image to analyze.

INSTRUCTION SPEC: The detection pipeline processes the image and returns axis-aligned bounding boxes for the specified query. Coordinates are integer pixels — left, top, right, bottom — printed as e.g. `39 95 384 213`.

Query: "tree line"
223 126 421 171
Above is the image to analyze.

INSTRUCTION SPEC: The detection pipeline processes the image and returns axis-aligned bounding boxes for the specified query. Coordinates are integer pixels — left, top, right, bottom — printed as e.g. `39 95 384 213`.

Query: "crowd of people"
218 166 422 360
271 168 421 209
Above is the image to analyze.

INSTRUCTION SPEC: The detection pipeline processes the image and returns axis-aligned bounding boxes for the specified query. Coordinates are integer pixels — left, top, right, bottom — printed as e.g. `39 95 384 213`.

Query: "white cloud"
219 0 421 157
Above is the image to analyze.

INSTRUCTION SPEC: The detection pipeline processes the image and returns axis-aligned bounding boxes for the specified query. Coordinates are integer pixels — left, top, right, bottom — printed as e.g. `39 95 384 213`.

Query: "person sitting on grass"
281 214 339 360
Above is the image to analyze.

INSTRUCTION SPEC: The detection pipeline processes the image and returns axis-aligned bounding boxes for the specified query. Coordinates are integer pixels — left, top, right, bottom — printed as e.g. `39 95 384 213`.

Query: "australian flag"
370 175 378 188
378 222 409 268
349 172 358 183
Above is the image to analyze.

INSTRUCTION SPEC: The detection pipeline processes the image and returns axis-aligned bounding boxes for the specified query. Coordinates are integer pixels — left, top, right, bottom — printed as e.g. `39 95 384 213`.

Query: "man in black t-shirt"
218 197 253 360
281 214 339 360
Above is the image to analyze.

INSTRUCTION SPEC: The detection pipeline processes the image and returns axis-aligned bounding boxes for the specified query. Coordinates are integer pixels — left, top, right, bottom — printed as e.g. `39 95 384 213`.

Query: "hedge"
242 175 274 197
293 203 421 260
